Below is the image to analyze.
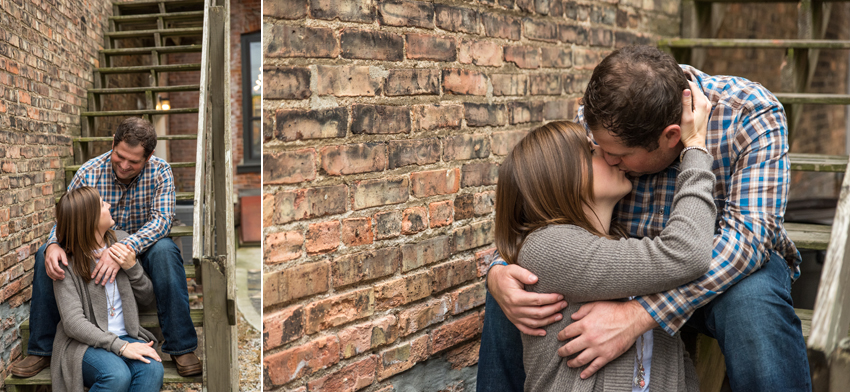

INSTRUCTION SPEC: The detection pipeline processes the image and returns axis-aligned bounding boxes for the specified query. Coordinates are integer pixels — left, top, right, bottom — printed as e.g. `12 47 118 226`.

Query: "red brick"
524 18 559 42
461 162 499 187
310 0 375 23
263 0 307 19
563 73 590 94
491 129 529 155
443 134 490 161
308 356 378 392
387 138 441 169
458 39 503 67
410 169 460 198
306 221 341 254
452 220 494 253
263 148 316 184
401 235 451 272
351 104 411 135
276 107 348 142
559 24 589 45
350 177 410 210
428 200 453 229
273 185 348 224
375 270 432 310
544 98 577 121
379 0 434 28
573 48 606 70
378 335 429 380
446 340 480 369
474 190 495 216
341 29 404 61
441 69 487 96
481 12 521 40
263 335 340 386
266 25 339 58
430 313 482 353
320 143 388 175
264 67 311 99
316 65 382 97
263 305 304 351
464 103 506 127
341 217 374 246
406 33 457 62
453 193 473 221
434 4 479 34
475 247 498 277
269 261 330 304
264 230 303 265
332 248 400 287
431 257 478 293
411 104 462 131
339 316 399 358
385 69 440 96
529 74 562 95
305 288 375 333
375 210 402 239
515 0 533 12
402 206 428 234
508 101 545 124
491 74 527 96
541 47 573 68
590 27 613 46
450 281 486 314
504 46 540 69
397 297 450 336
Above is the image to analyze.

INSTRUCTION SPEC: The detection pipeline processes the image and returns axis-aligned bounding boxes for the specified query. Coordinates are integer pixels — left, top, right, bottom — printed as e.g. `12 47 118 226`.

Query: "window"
239 31 261 172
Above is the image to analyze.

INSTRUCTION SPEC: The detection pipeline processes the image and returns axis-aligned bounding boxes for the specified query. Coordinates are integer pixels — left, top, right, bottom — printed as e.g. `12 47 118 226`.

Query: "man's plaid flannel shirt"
47 150 176 255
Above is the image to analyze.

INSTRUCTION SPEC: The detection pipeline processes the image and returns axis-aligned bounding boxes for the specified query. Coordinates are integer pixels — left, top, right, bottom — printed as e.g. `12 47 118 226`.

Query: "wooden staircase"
658 1 850 391
5 0 237 390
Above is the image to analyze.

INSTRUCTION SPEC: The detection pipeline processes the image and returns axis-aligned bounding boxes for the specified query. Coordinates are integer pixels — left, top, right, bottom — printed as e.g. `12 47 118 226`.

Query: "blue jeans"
476 252 811 392
28 238 198 355
83 336 164 392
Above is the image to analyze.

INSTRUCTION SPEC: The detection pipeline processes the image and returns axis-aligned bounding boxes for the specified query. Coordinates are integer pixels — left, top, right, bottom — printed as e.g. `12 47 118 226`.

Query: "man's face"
590 128 679 177
111 141 149 183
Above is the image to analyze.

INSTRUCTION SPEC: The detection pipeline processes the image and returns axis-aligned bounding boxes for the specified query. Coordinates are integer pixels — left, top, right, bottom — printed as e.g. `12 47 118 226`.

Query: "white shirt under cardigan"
96 246 127 337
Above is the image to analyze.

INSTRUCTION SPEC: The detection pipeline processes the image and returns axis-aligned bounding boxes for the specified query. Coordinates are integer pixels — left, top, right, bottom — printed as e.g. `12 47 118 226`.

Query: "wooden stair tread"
81 108 199 116
110 10 204 22
101 45 202 55
696 0 850 2
658 38 850 49
97 64 201 74
88 85 201 94
65 161 195 172
789 153 848 172
114 0 204 7
73 134 198 142
105 27 202 39
55 191 193 203
19 309 203 332
775 93 850 105
168 225 194 238
4 360 202 386
785 222 832 251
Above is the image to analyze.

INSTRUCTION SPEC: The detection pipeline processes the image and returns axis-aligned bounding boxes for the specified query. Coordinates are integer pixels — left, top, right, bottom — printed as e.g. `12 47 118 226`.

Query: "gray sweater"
51 231 157 392
519 151 716 392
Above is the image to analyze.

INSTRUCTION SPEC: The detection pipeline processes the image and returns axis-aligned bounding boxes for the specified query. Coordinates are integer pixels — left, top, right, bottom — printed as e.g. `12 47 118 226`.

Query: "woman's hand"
680 81 711 150
121 341 162 364
108 243 136 270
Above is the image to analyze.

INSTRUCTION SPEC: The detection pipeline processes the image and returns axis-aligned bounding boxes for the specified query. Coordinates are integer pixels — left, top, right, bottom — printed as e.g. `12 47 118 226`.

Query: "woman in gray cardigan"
50 186 163 392
494 88 713 391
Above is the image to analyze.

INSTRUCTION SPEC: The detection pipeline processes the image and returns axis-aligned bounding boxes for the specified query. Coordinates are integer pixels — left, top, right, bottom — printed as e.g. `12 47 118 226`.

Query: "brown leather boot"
10 355 50 378
173 352 202 377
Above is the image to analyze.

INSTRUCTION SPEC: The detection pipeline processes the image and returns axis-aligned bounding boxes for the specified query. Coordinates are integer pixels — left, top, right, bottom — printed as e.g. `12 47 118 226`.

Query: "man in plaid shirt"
11 117 202 378
479 46 810 391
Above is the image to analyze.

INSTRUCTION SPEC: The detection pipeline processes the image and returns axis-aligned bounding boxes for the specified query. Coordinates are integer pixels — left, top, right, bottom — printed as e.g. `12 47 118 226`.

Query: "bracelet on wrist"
118 342 128 356
679 145 710 162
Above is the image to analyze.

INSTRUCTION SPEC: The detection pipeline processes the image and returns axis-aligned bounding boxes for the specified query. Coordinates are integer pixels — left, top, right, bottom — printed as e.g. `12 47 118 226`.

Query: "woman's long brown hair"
55 187 116 282
495 121 623 265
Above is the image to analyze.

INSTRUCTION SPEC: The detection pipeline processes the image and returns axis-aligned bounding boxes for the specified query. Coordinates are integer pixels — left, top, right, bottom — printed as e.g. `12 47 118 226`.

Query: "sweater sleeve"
519 151 716 302
53 267 127 355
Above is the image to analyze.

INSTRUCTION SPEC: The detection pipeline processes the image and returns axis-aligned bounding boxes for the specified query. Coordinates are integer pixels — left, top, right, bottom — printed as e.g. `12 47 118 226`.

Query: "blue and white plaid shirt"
48 150 176 254
579 65 801 334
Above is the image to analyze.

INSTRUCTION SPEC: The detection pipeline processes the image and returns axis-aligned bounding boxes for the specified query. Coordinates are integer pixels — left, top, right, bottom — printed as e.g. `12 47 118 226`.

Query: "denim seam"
27 349 51 356
162 345 198 356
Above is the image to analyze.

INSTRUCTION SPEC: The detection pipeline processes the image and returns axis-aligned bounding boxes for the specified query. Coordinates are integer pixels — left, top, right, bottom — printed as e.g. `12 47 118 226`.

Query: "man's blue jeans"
476 251 811 392
82 336 164 392
28 238 198 356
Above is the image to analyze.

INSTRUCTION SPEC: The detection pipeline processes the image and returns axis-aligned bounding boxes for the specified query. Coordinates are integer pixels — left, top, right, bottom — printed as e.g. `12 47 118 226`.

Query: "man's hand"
108 243 137 270
557 300 657 379
488 264 568 336
92 245 121 285
45 244 69 280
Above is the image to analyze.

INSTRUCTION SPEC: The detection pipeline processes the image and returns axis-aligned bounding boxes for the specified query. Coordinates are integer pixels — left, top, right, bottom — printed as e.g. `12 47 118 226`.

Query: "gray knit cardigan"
51 230 158 392
518 152 716 392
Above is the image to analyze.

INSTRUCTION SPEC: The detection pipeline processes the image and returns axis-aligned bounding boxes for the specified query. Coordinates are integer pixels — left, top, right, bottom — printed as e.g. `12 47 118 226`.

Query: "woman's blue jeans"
82 336 164 392
477 251 811 392
28 238 198 356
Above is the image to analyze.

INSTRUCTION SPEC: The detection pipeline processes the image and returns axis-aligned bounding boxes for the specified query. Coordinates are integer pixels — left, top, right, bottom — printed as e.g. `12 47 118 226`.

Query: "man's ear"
660 124 681 149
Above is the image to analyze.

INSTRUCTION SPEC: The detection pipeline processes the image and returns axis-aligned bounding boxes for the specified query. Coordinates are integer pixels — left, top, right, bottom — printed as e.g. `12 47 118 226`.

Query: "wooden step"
695 0 850 2
73 134 198 142
785 222 831 250
168 225 194 238
81 108 199 117
105 27 202 39
658 38 850 49
775 93 850 105
96 63 201 74
101 45 202 56
114 0 204 8
65 161 195 173
88 85 201 94
4 360 202 389
55 191 194 203
110 10 204 23
18 309 203 335
788 153 849 172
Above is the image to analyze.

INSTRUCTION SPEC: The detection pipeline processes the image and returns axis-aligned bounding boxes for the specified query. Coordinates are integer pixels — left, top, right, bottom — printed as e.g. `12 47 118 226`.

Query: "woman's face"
98 197 114 233
590 146 632 203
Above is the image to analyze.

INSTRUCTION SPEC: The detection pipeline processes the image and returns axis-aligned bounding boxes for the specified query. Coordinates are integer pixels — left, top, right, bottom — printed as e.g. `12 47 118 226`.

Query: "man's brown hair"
114 117 157 157
55 187 116 283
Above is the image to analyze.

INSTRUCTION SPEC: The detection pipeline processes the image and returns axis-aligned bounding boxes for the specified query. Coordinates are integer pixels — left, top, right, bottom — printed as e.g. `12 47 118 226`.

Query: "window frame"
238 31 261 173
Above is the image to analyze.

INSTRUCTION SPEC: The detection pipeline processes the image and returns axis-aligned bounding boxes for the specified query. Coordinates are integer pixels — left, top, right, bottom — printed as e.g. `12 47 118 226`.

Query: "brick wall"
262 0 680 390
0 0 111 380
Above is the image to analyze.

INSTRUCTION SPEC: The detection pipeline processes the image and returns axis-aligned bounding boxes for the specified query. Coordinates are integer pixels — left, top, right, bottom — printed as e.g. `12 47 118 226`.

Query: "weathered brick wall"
262 0 680 390
0 0 112 380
